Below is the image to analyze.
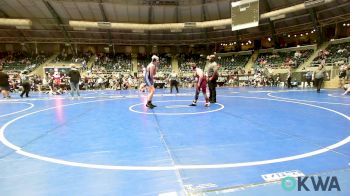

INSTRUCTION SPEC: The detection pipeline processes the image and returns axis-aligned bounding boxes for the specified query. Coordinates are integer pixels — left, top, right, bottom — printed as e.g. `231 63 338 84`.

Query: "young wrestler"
189 63 209 107
343 84 350 95
144 55 159 108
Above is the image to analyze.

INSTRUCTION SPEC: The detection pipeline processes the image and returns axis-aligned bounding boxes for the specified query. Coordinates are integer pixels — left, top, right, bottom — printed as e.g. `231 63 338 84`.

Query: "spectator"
67 65 81 99
313 64 329 93
305 69 313 87
0 66 11 98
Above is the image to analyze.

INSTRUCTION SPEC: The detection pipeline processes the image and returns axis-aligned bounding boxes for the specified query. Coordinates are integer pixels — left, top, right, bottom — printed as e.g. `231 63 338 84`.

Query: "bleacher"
93 53 132 72
0 52 49 71
178 53 206 72
217 50 252 71
52 52 92 64
137 53 172 72
312 41 350 66
255 48 313 69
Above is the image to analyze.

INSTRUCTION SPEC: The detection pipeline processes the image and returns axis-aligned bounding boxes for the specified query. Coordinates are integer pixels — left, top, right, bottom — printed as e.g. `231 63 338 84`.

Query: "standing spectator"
313 64 329 93
20 70 31 98
82 59 87 70
67 65 81 98
287 67 292 88
97 76 104 90
0 66 11 99
275 75 280 87
339 64 347 85
205 54 219 103
346 64 350 80
305 69 313 87
117 73 123 90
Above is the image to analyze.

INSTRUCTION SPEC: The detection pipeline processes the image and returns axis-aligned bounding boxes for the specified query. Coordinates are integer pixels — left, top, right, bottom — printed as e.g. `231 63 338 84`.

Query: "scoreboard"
231 0 259 31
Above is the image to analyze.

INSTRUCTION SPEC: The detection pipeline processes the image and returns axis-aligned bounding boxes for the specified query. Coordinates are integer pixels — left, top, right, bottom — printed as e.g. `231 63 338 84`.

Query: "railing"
330 37 350 45
259 45 316 53
216 50 253 57
311 58 348 67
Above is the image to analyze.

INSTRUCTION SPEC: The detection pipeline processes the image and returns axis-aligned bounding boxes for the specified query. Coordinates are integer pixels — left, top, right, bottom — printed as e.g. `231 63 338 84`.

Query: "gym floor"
0 87 349 196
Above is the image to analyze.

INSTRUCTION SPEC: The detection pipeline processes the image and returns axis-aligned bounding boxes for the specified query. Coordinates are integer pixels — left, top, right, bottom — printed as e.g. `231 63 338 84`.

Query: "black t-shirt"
0 71 9 87
68 70 81 83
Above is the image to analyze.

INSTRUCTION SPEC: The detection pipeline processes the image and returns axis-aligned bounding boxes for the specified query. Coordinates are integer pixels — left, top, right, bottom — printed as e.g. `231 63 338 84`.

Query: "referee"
168 70 179 93
205 55 219 103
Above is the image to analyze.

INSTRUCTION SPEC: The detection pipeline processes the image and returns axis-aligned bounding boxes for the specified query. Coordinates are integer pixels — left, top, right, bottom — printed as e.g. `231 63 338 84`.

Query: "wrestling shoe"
189 101 197 106
146 103 155 109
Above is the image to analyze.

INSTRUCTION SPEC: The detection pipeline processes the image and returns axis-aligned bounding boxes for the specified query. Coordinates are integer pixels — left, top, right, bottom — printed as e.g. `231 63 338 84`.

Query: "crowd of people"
1 61 349 100
255 50 313 70
312 42 350 66
0 52 48 72
1 48 350 99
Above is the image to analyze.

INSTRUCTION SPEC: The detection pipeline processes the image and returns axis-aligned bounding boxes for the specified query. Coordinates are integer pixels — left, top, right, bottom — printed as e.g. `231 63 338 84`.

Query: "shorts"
144 75 154 87
197 79 207 94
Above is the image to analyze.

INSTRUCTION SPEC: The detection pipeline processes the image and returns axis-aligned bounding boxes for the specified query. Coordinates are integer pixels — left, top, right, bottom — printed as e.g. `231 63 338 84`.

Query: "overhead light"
73 27 87 31
213 26 226 30
306 32 309 35
132 29 145 33
184 22 196 28
270 14 286 21
0 18 32 27
70 20 98 28
288 34 291 37
97 22 111 29
170 29 182 33
16 25 31 29
304 0 325 9
300 34 303 36
232 22 259 31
